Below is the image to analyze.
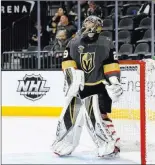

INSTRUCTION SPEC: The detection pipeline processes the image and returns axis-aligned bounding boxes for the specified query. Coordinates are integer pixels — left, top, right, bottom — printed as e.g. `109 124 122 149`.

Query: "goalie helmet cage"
111 60 155 164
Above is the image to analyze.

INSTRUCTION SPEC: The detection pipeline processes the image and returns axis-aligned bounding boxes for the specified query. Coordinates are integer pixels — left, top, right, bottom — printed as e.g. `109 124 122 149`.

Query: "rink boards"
2 61 155 120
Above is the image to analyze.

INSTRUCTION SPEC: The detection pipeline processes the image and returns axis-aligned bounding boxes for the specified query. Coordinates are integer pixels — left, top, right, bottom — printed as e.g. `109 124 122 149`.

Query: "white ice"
2 117 153 164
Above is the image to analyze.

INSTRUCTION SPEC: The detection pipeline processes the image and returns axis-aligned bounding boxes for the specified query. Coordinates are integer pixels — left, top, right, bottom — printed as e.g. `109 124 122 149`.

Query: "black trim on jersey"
62 47 73 62
103 48 119 65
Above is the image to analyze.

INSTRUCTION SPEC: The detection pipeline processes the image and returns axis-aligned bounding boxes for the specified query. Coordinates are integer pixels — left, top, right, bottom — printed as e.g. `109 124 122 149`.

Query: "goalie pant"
52 82 120 157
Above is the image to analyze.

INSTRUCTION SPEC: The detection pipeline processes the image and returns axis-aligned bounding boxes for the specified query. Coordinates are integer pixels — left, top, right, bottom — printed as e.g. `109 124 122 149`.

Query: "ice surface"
2 117 154 164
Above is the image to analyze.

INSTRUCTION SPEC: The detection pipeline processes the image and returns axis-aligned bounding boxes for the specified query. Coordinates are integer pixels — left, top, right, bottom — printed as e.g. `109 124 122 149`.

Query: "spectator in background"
68 4 78 27
52 30 69 57
80 1 88 20
47 7 66 41
87 1 103 18
81 1 89 22
29 22 50 50
57 15 77 38
53 8 66 23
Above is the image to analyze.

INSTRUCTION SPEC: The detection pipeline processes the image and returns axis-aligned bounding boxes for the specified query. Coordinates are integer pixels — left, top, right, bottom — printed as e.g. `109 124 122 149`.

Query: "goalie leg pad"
102 117 120 149
52 96 84 156
63 68 84 97
84 95 120 157
99 117 120 158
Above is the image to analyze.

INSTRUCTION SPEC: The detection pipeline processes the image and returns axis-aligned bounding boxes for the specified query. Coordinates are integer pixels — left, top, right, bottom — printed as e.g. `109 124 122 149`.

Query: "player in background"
52 16 123 158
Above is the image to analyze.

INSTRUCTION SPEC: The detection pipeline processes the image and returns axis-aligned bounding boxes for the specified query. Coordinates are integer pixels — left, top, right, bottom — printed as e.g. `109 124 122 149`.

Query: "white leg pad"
52 97 84 156
84 95 120 157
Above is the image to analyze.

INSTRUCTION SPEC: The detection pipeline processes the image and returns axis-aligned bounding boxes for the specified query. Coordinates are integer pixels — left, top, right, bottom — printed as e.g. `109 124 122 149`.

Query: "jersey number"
113 51 118 60
63 50 69 58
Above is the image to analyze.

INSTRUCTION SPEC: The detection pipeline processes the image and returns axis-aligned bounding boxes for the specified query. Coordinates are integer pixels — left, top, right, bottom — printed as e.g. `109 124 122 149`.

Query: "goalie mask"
81 16 103 39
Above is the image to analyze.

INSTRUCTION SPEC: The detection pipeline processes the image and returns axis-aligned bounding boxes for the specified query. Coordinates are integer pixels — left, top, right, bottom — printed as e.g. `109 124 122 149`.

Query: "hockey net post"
110 60 155 164
140 61 146 165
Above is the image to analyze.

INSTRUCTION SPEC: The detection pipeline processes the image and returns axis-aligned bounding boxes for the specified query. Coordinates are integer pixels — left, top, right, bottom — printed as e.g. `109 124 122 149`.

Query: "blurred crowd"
28 1 154 60
1 1 154 69
28 1 106 57
29 2 78 55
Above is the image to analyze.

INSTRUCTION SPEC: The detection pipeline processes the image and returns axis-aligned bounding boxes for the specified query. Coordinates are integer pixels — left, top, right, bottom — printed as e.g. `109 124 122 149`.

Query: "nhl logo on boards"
17 74 50 101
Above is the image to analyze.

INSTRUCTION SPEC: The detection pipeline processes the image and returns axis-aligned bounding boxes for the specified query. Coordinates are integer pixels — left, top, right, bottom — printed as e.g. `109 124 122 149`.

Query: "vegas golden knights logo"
80 52 95 73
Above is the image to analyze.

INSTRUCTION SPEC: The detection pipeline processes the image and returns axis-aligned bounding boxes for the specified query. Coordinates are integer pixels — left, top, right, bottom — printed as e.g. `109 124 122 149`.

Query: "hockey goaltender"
52 16 123 158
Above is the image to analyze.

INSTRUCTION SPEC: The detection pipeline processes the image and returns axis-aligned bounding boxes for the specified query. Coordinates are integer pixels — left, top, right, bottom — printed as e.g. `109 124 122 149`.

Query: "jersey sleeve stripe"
62 60 77 70
104 70 120 75
104 63 120 74
104 71 120 80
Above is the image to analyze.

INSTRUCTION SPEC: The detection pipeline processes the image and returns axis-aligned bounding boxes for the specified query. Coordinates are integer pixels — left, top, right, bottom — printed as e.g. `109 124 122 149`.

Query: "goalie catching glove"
103 76 123 103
